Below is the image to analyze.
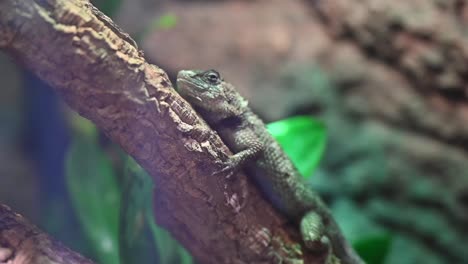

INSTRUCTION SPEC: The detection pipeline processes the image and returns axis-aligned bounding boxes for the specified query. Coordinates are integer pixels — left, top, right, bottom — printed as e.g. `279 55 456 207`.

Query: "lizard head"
177 69 246 121
177 69 224 102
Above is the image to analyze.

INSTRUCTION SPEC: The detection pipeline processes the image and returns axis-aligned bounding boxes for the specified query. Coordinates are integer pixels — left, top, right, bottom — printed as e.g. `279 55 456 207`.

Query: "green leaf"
267 116 327 178
69 111 98 140
353 234 392 264
152 13 178 30
121 158 154 240
66 131 120 264
119 157 157 263
147 214 193 264
122 158 193 264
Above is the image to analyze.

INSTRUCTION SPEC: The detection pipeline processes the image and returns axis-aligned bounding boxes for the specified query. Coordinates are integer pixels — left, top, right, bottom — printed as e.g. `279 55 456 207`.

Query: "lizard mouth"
176 78 203 102
192 95 203 102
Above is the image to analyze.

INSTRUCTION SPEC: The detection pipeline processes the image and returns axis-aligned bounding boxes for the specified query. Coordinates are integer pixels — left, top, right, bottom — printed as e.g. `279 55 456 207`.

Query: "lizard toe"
212 164 236 179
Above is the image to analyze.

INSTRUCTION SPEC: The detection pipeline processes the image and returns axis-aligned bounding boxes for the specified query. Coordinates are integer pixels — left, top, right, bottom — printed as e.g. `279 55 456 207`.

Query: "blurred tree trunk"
306 1 468 263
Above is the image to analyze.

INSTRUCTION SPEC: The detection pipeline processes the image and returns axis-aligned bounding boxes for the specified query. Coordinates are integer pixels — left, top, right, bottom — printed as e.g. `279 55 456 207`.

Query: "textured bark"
0 204 94 264
0 0 336 263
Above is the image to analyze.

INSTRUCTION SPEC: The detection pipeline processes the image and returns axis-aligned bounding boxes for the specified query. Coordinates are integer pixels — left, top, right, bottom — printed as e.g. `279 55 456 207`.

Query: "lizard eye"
203 70 221 84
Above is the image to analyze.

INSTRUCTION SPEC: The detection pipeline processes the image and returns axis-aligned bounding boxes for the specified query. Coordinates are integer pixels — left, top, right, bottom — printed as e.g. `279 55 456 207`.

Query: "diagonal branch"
0 204 95 264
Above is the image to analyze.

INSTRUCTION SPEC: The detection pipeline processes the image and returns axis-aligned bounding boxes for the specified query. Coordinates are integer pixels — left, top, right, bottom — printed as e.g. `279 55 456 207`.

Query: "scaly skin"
176 70 364 264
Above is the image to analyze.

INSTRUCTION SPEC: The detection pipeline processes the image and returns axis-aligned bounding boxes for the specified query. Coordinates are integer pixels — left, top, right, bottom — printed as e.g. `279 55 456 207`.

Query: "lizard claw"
213 161 236 179
213 157 241 179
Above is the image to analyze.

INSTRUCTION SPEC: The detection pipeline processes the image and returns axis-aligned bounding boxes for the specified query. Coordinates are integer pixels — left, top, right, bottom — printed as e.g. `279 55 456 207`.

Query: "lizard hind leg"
300 211 331 255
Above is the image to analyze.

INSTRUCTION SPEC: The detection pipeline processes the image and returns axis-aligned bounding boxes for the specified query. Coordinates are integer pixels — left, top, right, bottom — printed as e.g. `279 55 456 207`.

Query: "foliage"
152 13 178 30
353 233 392 264
136 13 178 44
267 116 327 178
121 157 193 264
66 114 192 264
119 156 155 264
66 119 120 264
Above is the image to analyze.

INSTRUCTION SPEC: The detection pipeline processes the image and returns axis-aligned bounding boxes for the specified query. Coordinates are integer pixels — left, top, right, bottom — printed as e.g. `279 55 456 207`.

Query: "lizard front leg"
215 126 264 179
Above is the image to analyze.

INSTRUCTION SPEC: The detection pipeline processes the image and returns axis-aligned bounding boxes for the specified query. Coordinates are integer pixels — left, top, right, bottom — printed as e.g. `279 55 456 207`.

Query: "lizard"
176 69 364 264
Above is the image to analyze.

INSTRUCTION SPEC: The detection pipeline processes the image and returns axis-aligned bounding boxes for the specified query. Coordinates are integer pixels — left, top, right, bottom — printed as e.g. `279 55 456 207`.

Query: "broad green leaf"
68 111 98 140
267 116 327 178
353 233 392 264
66 127 120 264
122 158 193 264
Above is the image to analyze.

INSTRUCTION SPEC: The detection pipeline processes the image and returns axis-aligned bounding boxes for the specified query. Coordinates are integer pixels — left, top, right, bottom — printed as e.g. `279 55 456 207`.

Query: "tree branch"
0 204 95 264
